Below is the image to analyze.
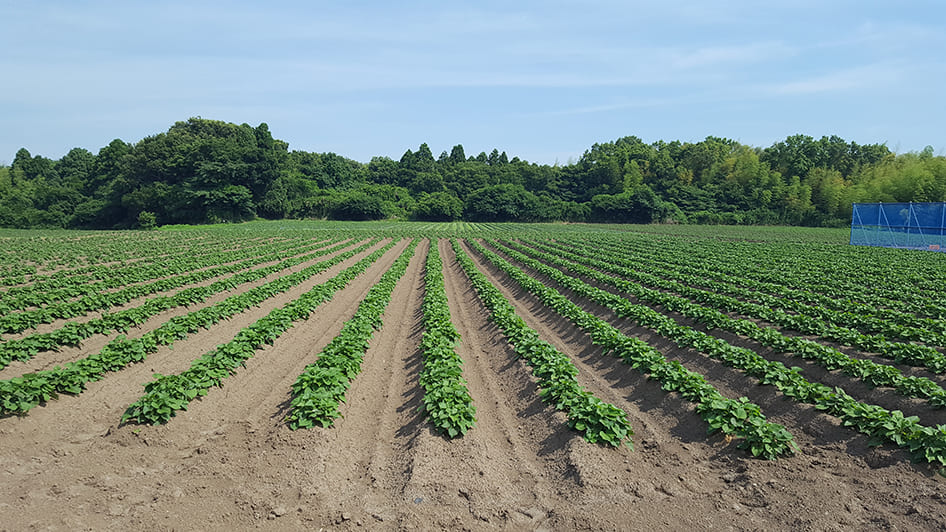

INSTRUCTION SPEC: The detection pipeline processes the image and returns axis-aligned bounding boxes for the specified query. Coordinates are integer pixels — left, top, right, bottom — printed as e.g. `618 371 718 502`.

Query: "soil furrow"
435 238 600 530
2 230 946 531
470 239 946 531
0 238 396 530
309 238 429 527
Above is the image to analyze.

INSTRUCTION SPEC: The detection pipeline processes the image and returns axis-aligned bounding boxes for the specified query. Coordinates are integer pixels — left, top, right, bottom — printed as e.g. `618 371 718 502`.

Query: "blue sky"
2 1 944 166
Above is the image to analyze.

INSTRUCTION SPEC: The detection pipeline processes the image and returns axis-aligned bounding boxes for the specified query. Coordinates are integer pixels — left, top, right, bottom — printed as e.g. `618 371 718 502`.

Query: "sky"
2 1 945 166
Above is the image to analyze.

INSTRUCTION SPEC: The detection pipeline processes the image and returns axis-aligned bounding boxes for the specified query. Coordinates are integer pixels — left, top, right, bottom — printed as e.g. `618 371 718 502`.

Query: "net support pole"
850 203 856 245
879 203 892 248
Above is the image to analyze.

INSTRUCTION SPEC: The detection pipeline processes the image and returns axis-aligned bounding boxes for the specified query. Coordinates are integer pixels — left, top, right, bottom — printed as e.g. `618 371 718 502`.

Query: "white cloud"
2 1 944 162
764 63 906 95
526 97 682 117
666 42 796 69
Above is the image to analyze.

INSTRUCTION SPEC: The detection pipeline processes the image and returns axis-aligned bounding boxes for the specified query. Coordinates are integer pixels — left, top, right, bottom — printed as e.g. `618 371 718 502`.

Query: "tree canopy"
1 117 941 229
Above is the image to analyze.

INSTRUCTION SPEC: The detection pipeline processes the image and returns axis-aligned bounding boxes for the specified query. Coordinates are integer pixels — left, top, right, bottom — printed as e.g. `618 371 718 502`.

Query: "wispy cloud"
526 97 683 117
1 1 944 163
763 63 908 95
666 42 796 69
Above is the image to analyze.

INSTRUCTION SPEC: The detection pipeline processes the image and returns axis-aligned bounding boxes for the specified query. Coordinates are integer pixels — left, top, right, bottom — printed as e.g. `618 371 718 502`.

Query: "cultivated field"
1 221 945 530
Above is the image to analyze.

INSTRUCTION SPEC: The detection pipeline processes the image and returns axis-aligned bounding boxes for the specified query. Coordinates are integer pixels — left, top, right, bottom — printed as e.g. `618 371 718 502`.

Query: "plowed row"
0 231 944 531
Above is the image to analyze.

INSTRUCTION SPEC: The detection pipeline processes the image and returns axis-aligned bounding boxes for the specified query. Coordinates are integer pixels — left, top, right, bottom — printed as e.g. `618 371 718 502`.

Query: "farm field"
1 221 945 530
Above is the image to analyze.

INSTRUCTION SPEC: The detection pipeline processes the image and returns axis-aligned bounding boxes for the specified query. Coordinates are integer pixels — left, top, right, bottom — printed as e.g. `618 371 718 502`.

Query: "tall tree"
448 144 466 165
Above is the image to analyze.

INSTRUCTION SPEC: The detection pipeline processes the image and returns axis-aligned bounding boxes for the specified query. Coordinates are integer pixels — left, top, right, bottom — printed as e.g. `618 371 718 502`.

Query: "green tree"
9 148 32 186
366 156 399 185
448 144 466 165
464 183 543 222
410 143 436 173
199 185 256 223
444 161 493 198
328 190 388 220
623 160 644 191
590 185 671 223
57 148 95 191
409 171 445 194
92 139 131 195
808 167 847 219
413 191 463 221
137 210 157 229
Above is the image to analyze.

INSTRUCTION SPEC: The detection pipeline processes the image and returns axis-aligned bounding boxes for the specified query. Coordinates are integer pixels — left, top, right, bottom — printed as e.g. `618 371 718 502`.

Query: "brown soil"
0 237 944 531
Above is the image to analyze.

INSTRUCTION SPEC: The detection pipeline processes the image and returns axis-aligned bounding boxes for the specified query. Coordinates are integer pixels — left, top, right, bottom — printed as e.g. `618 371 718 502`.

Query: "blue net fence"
850 202 946 251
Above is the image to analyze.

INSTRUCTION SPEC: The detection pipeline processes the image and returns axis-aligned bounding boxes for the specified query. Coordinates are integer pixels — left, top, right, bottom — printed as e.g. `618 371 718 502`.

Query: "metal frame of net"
850 202 946 251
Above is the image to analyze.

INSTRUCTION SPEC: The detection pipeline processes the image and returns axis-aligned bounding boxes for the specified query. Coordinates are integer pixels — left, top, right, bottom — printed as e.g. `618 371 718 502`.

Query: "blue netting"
850 202 946 251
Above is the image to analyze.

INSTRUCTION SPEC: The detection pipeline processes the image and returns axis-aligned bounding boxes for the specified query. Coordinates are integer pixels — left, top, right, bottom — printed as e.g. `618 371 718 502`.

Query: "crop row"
573 236 946 339
123 239 409 425
467 240 795 459
482 239 946 465
0 237 339 332
450 239 634 447
286 240 418 429
0 238 362 370
511 238 946 403
0 231 238 281
417 243 476 438
594 235 946 320
0 234 314 314
0 238 387 416
0 232 283 294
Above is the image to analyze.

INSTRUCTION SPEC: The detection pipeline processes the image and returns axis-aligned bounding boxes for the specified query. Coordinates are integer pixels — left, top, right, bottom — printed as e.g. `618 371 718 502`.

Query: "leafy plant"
417 242 476 437
450 239 633 448
122 240 406 425
286 240 419 429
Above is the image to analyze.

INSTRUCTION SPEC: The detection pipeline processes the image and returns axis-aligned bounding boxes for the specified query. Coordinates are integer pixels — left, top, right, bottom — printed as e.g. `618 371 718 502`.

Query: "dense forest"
1 118 944 229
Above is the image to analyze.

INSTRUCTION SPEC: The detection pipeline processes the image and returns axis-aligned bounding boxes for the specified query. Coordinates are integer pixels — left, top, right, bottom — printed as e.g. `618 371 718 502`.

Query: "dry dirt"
0 237 944 531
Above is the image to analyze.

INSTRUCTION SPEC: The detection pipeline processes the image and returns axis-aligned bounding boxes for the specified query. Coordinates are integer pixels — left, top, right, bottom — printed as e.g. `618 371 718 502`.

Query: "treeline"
1 117 944 228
